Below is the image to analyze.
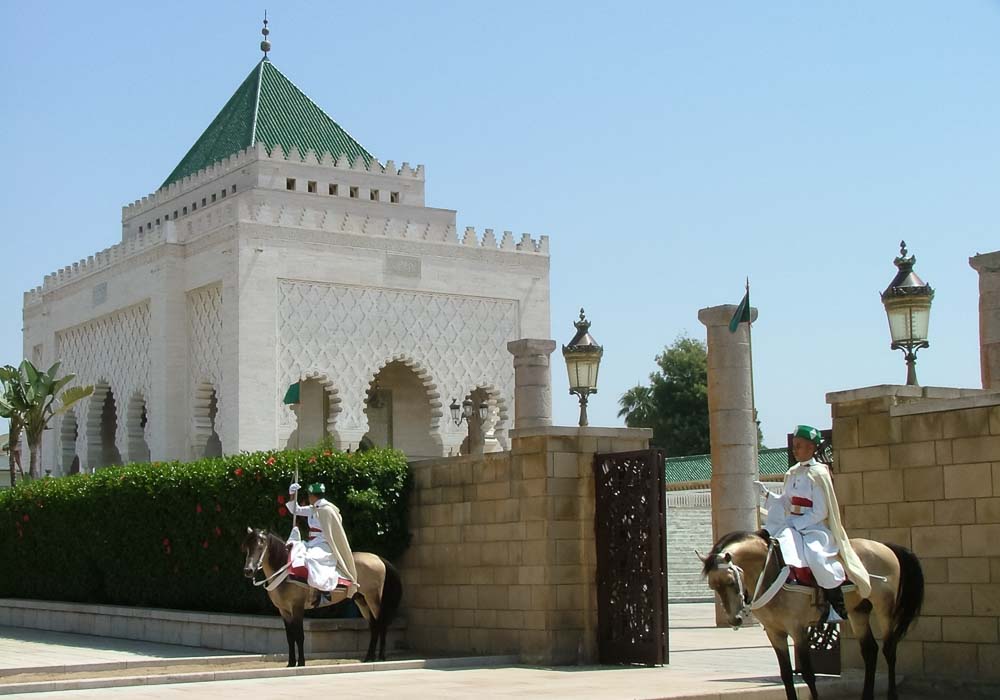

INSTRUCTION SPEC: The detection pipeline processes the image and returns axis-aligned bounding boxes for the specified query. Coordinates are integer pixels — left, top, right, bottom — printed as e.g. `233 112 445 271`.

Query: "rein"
248 533 292 591
717 541 789 622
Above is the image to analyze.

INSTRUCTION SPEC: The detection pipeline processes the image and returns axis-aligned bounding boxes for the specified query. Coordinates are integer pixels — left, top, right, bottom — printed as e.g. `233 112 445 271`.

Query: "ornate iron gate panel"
593 449 668 666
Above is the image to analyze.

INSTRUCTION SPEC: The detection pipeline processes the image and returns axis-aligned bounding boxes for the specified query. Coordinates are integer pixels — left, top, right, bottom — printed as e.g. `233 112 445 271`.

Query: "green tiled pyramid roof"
161 59 373 189
664 447 789 485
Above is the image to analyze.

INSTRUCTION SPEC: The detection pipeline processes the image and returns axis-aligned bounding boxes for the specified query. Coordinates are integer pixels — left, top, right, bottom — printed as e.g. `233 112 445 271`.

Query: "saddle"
768 538 856 600
285 548 352 605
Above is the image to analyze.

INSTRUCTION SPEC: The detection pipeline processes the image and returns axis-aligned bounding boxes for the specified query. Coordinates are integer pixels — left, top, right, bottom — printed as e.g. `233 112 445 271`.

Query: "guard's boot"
823 585 849 623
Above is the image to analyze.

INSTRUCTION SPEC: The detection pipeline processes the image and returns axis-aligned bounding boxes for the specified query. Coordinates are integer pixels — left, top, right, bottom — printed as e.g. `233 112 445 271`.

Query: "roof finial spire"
260 11 271 59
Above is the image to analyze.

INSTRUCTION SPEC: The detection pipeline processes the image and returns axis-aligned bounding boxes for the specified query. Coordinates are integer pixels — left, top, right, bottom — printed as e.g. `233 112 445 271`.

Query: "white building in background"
22 42 550 473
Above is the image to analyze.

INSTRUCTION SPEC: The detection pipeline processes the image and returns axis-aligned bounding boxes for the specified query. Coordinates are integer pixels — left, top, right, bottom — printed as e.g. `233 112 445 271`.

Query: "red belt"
790 497 813 507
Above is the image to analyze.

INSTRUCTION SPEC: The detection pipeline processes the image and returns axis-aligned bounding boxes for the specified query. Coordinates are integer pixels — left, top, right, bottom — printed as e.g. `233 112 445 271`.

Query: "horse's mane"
264 530 288 571
701 529 769 576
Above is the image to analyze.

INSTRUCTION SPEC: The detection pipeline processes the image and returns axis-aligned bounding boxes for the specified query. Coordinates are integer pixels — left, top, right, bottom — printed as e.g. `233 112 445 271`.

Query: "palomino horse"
241 528 403 666
701 530 923 700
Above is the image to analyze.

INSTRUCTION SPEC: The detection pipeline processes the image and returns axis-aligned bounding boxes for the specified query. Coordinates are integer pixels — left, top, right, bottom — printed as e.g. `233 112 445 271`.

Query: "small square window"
231 184 236 193
192 202 197 211
182 206 188 215
286 178 296 191
349 186 359 198
307 180 317 193
173 210 178 219
139 225 143 233
201 198 207 207
329 183 338 196
390 191 400 204
155 218 160 225
370 189 380 201
211 193 217 202
220 189 227 198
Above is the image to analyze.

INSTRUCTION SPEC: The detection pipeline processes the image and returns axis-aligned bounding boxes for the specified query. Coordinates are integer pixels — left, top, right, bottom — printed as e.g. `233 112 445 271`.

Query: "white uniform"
287 498 345 592
764 458 846 589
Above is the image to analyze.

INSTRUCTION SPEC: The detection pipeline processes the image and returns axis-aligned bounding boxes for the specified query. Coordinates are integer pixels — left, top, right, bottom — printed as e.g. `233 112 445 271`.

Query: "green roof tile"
161 59 373 189
664 447 789 485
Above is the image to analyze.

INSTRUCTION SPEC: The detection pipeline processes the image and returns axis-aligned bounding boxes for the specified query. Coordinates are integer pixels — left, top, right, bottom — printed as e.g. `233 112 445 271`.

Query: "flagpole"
745 277 760 527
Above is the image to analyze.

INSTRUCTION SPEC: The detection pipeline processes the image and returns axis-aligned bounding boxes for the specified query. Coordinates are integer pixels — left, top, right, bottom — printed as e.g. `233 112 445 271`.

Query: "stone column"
698 304 759 626
506 339 557 429
970 252 1000 390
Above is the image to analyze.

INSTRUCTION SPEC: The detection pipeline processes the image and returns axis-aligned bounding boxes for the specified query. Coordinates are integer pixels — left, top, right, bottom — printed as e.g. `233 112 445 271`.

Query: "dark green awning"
282 381 300 405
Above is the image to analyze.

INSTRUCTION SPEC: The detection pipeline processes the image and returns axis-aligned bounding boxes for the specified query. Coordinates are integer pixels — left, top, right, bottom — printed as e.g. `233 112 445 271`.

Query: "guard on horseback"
755 424 871 622
286 481 359 601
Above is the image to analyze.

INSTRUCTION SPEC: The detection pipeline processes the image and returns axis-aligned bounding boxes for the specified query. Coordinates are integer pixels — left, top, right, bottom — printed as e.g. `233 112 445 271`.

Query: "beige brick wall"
829 387 1000 679
398 426 650 664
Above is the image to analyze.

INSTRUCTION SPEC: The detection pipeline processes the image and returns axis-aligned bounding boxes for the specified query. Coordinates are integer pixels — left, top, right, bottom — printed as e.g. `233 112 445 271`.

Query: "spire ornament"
260 11 271 58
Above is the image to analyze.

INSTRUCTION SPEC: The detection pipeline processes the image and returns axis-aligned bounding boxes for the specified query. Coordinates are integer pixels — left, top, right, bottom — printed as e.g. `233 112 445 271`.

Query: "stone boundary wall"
398 426 651 664
827 385 1000 679
0 599 404 656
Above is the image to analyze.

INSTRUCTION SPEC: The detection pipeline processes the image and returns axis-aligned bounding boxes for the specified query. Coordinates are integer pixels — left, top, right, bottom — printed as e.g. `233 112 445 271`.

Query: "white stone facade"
23 144 550 471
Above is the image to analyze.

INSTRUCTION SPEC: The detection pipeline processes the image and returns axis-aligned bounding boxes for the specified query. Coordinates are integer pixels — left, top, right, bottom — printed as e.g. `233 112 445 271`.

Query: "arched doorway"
126 393 150 463
87 384 122 469
61 411 79 474
363 360 440 459
192 383 223 458
287 375 341 450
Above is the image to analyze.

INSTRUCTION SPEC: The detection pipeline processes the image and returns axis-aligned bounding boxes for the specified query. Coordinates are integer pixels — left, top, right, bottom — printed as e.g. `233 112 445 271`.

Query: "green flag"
728 289 751 332
282 381 300 405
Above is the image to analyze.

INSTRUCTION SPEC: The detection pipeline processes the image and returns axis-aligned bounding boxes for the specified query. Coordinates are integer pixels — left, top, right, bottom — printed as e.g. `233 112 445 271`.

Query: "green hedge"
0 447 411 614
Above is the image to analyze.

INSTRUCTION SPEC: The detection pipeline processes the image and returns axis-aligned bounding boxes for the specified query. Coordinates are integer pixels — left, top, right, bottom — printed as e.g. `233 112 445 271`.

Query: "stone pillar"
506 339 557 429
698 304 759 626
970 251 1000 390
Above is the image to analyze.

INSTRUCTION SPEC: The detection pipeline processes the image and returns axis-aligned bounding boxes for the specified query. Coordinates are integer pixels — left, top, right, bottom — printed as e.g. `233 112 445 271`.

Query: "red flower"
266 456 276 466
196 503 203 514
214 526 222 537
202 540 209 549
309 456 317 464
22 514 29 523
234 468 243 476
278 506 288 517
277 495 285 505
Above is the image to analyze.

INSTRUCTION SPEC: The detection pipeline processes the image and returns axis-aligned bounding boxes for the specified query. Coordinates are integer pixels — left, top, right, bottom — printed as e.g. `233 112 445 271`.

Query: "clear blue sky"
2 1 998 448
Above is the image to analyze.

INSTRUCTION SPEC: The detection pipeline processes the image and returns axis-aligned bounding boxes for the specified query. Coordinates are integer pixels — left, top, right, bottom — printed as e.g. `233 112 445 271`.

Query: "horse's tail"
886 542 924 640
378 557 403 627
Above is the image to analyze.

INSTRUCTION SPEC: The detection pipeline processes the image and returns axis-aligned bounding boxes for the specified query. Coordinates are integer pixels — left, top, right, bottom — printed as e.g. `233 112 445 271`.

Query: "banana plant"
6 361 93 480
0 365 27 487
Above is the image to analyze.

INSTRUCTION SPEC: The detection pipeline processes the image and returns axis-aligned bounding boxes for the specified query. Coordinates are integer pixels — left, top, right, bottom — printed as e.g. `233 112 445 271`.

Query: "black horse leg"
378 617 388 661
295 617 306 667
283 619 295 667
765 629 798 700
882 633 899 700
859 626 879 700
794 632 818 700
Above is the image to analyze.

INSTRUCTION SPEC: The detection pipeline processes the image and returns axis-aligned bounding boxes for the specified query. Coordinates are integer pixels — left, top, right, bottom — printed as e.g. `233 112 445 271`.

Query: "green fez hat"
307 483 326 495
793 425 823 444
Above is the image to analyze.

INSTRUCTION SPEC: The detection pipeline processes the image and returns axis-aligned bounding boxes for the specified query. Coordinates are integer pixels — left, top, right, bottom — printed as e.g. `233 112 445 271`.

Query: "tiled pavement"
0 604 867 699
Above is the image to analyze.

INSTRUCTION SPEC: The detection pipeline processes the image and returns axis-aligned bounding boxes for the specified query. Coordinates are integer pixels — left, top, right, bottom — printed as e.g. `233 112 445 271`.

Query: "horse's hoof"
286 662 295 668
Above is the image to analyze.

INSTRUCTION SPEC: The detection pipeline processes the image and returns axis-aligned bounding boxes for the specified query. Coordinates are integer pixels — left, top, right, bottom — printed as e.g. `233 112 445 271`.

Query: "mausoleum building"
22 50 549 472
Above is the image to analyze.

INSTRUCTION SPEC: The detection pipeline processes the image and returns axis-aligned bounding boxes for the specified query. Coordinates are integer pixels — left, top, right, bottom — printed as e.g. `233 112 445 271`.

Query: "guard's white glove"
753 480 775 499
289 482 301 495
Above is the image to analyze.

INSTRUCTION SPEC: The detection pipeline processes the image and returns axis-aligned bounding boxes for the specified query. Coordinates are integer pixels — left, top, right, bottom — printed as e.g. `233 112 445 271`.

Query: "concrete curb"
0 655 520 696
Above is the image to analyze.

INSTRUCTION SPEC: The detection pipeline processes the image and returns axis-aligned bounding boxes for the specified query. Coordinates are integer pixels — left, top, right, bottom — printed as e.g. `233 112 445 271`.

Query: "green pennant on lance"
728 288 751 332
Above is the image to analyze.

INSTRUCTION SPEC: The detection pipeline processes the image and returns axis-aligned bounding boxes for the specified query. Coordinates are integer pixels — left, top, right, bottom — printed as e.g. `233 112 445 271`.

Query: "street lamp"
449 397 489 425
881 241 934 386
562 308 603 427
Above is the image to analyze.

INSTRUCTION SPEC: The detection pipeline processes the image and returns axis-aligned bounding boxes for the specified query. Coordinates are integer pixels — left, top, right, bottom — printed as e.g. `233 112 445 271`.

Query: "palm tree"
0 365 27 487
617 384 655 429
3 361 93 480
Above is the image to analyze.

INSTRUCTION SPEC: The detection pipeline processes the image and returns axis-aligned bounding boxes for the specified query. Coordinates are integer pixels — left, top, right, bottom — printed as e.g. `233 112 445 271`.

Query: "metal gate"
593 449 668 665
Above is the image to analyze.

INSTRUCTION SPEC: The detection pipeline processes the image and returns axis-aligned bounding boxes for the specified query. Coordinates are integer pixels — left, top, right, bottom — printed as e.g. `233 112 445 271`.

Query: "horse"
240 527 403 666
701 530 923 700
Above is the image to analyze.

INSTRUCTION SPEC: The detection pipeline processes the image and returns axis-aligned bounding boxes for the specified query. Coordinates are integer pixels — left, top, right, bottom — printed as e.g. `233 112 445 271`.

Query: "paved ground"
0 603 857 699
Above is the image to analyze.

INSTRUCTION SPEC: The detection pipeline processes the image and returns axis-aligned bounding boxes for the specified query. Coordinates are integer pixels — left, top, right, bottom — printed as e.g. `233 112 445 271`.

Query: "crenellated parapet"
24 226 169 306
123 142 424 223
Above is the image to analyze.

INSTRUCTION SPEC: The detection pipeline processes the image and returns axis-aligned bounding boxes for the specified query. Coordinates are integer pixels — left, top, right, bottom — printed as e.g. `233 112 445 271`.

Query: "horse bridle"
716 556 754 623
246 532 293 591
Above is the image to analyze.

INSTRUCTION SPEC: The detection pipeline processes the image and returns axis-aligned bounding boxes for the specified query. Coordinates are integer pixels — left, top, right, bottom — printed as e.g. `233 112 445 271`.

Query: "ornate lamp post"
449 397 488 426
881 241 934 386
562 308 603 427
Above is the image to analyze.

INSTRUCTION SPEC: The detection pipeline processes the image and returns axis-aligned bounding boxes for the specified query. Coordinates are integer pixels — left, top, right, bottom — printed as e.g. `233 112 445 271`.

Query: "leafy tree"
619 335 763 456
0 361 92 480
0 365 27 487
